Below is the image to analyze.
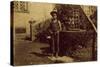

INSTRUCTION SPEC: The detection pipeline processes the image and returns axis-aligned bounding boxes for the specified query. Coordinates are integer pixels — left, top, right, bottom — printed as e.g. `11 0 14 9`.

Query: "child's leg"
52 34 55 57
55 32 59 57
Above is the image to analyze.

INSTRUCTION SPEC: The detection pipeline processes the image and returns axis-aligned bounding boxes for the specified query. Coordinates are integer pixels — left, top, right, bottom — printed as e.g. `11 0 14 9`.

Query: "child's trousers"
50 32 59 57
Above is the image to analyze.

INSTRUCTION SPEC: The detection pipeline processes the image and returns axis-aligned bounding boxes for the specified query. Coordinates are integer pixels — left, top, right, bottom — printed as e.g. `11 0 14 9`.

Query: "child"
48 10 62 60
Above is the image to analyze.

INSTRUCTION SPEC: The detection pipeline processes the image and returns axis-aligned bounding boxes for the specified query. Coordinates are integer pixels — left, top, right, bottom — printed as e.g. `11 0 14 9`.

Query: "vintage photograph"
10 1 97 66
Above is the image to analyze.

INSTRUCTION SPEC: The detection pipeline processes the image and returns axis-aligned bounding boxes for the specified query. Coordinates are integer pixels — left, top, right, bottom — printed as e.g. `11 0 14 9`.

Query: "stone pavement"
14 39 74 65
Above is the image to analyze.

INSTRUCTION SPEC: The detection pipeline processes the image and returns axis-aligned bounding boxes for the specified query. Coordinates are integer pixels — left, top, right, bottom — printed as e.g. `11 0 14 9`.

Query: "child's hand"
47 36 51 39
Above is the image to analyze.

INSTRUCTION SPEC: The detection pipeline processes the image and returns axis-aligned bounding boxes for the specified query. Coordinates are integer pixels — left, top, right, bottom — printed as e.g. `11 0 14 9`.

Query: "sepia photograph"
10 1 97 66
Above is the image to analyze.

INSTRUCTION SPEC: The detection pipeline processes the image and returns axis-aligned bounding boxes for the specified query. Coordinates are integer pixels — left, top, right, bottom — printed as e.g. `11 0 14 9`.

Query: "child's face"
52 14 57 19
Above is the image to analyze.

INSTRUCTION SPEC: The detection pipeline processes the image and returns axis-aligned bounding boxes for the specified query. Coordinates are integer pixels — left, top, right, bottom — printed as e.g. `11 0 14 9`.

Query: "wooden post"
29 21 32 41
92 31 96 60
29 20 35 41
